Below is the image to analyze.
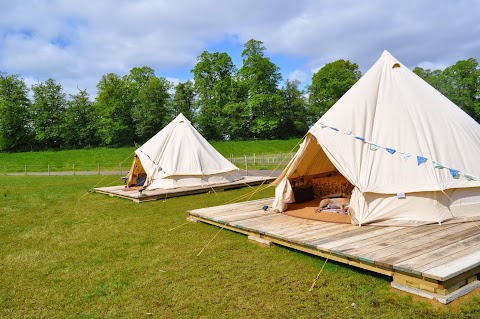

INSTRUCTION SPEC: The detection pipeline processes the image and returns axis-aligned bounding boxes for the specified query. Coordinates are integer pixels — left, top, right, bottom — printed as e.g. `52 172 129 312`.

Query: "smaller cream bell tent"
127 113 242 190
273 50 480 226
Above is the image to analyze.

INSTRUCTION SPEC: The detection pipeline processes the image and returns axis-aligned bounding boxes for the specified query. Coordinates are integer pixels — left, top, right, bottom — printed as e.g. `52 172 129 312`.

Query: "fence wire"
1 153 294 175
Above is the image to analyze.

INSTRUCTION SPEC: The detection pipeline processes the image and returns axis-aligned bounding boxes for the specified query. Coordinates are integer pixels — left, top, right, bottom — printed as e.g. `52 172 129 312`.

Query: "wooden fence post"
244 155 248 176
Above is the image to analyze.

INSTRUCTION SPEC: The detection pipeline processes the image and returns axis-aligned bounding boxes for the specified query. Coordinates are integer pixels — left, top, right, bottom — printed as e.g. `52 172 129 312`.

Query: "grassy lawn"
1 175 480 318
0 138 302 173
212 138 302 157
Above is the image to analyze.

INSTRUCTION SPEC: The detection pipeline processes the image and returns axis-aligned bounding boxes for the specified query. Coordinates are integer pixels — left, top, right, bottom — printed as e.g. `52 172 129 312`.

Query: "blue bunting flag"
317 123 477 182
417 156 428 166
449 168 460 178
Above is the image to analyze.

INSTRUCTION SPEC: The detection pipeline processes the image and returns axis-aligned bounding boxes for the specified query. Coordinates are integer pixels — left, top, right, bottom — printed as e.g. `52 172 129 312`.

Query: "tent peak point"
381 50 392 57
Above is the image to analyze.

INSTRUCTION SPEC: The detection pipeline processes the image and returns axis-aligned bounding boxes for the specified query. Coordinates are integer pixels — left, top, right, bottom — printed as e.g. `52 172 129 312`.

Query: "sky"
0 0 479 98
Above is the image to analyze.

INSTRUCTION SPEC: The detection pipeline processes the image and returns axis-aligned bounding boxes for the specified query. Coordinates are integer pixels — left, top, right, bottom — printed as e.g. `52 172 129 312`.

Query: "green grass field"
1 175 480 318
0 138 302 173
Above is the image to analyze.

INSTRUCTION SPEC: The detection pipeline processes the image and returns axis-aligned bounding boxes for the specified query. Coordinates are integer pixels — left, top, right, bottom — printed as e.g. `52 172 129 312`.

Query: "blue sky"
0 0 479 97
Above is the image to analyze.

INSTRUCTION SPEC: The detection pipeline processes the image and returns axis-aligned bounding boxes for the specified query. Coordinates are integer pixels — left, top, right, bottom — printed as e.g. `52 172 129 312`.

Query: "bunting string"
316 122 480 182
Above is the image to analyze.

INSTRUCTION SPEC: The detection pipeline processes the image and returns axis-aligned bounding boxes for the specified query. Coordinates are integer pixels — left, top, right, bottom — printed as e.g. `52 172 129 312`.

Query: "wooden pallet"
188 198 480 304
94 176 275 202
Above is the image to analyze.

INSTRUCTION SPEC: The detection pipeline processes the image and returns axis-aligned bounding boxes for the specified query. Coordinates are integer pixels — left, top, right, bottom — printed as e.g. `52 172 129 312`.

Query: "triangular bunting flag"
417 156 428 166
370 144 380 151
449 168 460 178
432 161 445 169
315 124 479 183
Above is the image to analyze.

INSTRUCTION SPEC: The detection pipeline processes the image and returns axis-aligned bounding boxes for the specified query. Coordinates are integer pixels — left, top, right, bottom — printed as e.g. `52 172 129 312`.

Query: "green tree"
239 39 282 139
442 58 480 121
308 60 361 120
171 80 196 121
0 73 32 151
62 89 99 148
95 73 133 146
192 51 237 140
223 78 249 140
277 79 309 139
31 78 67 148
413 67 449 95
132 76 172 142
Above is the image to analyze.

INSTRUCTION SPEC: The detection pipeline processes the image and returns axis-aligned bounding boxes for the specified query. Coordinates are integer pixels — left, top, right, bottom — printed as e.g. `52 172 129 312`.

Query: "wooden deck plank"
187 198 480 302
205 204 270 219
311 225 387 249
422 250 480 281
394 233 480 275
273 221 329 237
298 226 375 252
299 224 363 244
212 210 277 223
231 214 297 232
365 223 479 267
342 224 460 259
337 224 446 253
269 222 327 240
378 224 480 267
235 219 310 236
321 226 404 251
287 223 352 241
190 198 272 216
239 218 329 241
95 177 275 202
298 224 358 247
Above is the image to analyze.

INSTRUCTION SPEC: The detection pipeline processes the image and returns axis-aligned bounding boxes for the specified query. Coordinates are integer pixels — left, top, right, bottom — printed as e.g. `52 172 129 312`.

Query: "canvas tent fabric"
273 50 480 226
127 113 242 190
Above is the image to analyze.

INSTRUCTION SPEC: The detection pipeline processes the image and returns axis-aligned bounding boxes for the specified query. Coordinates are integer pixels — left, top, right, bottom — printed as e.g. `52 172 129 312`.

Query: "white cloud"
166 77 181 87
287 69 308 83
0 0 479 98
417 61 449 71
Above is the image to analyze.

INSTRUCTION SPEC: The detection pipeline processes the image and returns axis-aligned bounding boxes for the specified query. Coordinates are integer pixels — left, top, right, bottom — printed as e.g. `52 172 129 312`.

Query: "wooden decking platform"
95 176 275 203
188 198 480 304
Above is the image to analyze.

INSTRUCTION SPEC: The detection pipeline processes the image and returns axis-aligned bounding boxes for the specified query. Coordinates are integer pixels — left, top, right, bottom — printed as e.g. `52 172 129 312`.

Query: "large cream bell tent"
273 50 480 226
127 113 243 190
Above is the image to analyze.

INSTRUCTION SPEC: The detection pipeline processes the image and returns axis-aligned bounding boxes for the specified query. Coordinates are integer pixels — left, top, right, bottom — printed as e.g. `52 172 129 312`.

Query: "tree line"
0 39 479 152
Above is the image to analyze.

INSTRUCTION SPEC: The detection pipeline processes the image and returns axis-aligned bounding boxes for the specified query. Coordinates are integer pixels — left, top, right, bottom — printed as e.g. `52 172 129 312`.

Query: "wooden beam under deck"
94 175 275 202
188 198 480 303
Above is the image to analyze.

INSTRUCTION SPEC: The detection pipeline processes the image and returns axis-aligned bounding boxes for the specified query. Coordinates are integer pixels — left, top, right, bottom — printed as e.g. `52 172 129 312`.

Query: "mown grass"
1 175 480 318
0 138 302 173
212 138 302 157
